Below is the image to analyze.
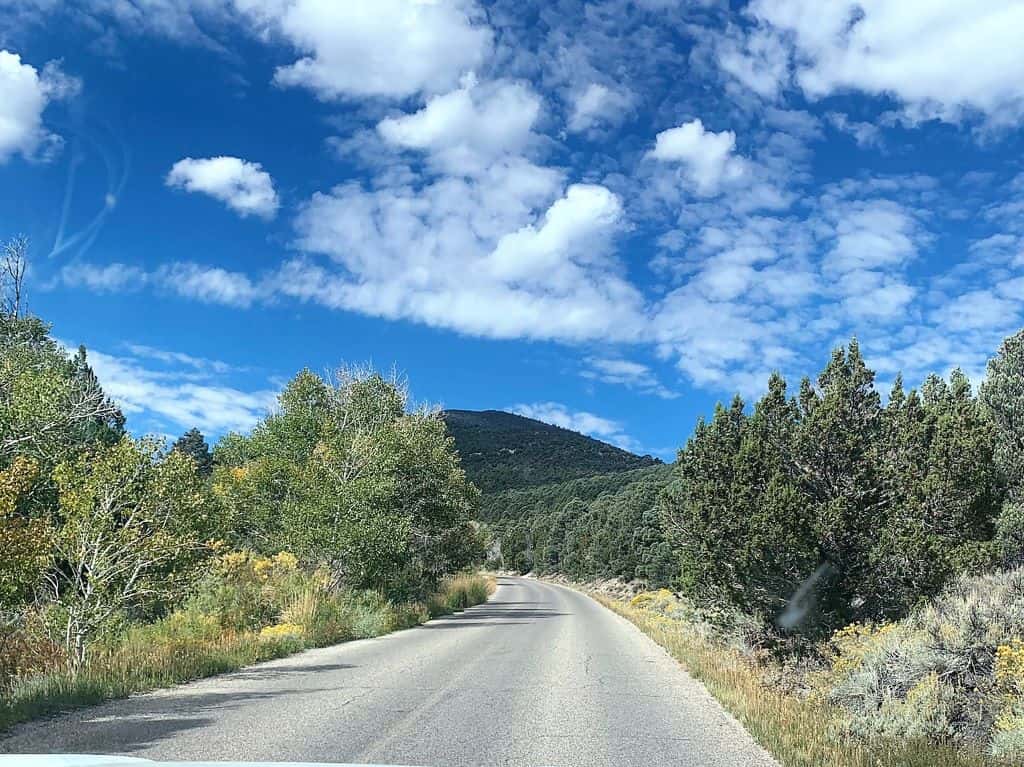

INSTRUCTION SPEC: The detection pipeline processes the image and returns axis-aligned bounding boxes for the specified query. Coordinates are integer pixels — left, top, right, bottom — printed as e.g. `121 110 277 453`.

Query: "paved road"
1 576 777 767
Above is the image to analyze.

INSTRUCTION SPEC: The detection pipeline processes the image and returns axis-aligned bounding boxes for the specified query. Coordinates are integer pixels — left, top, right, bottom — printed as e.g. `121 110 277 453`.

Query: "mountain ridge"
442 408 660 494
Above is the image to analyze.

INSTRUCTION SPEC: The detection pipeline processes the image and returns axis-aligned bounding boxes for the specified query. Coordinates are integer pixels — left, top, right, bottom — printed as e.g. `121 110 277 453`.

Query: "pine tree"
794 341 883 626
660 396 746 603
981 330 1024 564
172 427 214 477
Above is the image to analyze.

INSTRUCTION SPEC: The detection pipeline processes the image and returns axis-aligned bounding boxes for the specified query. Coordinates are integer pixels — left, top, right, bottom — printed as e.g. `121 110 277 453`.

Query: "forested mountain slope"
442 409 660 493
482 462 676 585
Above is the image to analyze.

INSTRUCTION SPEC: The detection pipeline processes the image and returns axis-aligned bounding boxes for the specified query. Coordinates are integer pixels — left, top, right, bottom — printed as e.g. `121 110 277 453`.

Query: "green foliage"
427 573 495 615
47 437 216 670
824 567 1024 758
0 457 52 606
0 316 124 505
487 464 675 585
172 427 214 477
212 365 482 599
660 342 1004 637
0 290 488 725
188 551 306 632
982 329 1024 566
443 408 659 493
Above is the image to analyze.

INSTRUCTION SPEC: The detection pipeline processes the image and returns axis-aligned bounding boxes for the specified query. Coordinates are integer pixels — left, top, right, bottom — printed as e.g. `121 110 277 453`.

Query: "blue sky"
2 1 1024 459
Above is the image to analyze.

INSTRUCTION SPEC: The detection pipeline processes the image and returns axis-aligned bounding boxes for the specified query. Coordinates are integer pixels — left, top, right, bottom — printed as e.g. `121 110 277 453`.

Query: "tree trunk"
65 615 88 676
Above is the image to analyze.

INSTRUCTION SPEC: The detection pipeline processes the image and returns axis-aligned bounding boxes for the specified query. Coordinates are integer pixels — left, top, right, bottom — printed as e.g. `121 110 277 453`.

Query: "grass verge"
595 594 999 767
0 572 495 734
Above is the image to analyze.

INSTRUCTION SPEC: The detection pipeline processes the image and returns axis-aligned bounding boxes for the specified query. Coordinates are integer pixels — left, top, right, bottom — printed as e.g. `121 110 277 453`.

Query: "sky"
2 0 1024 459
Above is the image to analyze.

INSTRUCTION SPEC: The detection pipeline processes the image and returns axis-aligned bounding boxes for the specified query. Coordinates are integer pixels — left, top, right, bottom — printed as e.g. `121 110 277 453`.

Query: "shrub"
428 573 494 615
627 588 777 655
189 550 305 631
825 566 1024 756
256 622 305 658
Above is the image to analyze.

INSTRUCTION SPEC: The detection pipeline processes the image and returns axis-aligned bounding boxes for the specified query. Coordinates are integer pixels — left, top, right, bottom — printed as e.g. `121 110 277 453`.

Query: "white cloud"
648 119 747 195
61 343 275 436
125 343 240 374
714 27 790 100
57 260 262 308
156 262 262 307
377 78 541 175
487 184 623 286
57 262 147 293
284 160 644 342
824 200 920 274
826 112 882 148
510 401 642 452
582 357 678 399
0 50 79 162
567 82 633 133
738 0 1024 125
238 0 492 100
166 156 279 218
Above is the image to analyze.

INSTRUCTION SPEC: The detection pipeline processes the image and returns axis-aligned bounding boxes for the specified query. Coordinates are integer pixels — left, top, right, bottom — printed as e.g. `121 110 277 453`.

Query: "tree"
793 340 884 627
212 365 481 598
981 330 1024 564
1 236 28 319
47 437 215 671
1 316 124 473
660 397 746 603
871 371 1002 617
173 428 214 477
0 457 51 608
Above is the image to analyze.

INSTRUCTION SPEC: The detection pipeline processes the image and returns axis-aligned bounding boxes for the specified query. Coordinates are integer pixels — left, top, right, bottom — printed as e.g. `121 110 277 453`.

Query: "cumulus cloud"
487 184 624 286
57 262 147 293
377 78 541 175
714 27 790 100
826 112 882 148
732 0 1024 125
238 0 492 100
648 119 748 195
165 156 279 219
283 158 643 343
567 82 634 133
0 50 79 162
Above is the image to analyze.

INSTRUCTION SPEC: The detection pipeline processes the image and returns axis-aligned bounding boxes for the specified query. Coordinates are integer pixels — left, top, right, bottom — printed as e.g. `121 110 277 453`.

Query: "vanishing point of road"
0 576 777 767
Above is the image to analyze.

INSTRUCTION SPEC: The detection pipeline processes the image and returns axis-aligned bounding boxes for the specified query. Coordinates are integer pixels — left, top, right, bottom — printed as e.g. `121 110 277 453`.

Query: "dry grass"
428 572 496 615
596 595 1001 767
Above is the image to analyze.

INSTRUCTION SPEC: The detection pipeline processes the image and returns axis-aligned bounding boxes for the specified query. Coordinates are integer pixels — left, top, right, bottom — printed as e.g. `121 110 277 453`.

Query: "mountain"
442 409 661 494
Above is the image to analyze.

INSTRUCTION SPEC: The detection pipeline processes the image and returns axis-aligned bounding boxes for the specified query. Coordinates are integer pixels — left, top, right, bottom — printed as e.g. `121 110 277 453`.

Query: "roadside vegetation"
604 590 991 767
0 239 491 732
493 329 1024 763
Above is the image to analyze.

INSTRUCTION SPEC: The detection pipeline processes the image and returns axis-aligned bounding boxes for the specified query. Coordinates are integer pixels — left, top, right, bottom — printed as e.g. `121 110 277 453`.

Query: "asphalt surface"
0 576 778 767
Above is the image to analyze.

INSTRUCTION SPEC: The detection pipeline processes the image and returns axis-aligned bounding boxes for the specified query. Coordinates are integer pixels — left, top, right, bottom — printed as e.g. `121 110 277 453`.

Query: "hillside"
481 462 676 582
442 409 660 494
477 462 674 523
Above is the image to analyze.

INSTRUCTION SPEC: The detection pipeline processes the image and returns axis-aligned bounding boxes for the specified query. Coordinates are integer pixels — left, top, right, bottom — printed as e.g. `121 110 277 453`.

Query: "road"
1 576 777 767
